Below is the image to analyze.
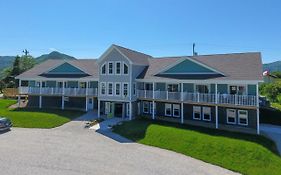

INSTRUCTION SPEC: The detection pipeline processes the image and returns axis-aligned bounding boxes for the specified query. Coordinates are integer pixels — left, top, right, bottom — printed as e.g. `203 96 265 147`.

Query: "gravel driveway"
0 115 239 175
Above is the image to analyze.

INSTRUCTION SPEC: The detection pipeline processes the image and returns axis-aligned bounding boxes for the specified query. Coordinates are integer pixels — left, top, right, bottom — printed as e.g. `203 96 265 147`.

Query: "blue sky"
0 0 280 63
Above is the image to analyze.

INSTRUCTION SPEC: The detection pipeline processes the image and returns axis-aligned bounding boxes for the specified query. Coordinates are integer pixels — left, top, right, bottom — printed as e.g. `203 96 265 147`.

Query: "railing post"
235 94 238 105
144 90 147 98
197 92 200 102
166 91 168 100
181 83 183 101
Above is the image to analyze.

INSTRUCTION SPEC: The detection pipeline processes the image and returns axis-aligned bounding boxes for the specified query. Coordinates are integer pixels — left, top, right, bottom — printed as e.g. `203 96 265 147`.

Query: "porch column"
39 80 42 109
98 100 100 118
152 82 155 120
18 79 22 108
62 80 65 110
215 83 218 129
129 102 132 120
85 81 88 112
181 82 184 124
256 84 260 135
85 97 88 112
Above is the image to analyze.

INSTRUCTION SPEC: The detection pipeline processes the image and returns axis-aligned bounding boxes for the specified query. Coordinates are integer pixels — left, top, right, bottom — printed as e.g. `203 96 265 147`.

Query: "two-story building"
16 44 263 134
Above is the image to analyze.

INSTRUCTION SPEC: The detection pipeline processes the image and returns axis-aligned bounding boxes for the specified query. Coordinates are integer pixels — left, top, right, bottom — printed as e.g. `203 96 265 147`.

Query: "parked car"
0 117 12 131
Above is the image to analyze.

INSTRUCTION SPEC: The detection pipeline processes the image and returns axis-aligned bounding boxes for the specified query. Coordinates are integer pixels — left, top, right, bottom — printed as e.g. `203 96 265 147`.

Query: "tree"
271 71 281 78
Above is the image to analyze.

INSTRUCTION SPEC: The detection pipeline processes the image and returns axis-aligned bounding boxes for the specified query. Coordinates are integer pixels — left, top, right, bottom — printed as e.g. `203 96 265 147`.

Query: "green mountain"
263 61 281 72
36 51 76 63
0 56 15 71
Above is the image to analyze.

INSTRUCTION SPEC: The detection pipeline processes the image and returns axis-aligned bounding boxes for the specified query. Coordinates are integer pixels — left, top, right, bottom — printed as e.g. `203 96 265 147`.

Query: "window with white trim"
133 83 136 95
173 104 180 117
123 63 128 74
238 110 248 126
108 83 113 95
116 62 121 74
108 62 113 74
202 107 211 121
227 109 236 124
101 63 106 75
193 106 201 120
115 83 121 96
167 84 179 92
195 84 210 93
149 102 156 114
143 101 149 113
100 82 106 95
165 103 172 116
123 83 128 97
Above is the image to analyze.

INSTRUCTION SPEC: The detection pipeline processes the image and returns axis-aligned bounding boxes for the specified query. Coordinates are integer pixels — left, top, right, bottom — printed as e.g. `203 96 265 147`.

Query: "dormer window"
124 63 128 74
101 64 106 75
108 62 113 74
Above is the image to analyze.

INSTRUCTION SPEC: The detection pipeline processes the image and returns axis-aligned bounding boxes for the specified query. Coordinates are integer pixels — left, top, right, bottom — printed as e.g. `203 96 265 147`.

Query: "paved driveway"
0 113 239 175
260 124 281 155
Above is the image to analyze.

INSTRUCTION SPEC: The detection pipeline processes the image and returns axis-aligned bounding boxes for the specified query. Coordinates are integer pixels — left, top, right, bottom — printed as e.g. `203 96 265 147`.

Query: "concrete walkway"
260 124 281 155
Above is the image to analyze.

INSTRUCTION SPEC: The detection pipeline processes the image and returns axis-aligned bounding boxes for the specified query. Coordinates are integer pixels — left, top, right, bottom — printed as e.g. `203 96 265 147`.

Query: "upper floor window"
115 83 121 96
167 84 179 92
108 83 113 95
116 62 121 74
101 64 106 75
100 82 106 95
229 85 246 95
123 63 128 74
123 83 129 97
108 62 113 74
195 84 210 93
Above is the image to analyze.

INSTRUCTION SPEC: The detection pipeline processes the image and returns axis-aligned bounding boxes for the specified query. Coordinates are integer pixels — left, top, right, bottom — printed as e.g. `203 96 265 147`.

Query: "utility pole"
22 49 29 56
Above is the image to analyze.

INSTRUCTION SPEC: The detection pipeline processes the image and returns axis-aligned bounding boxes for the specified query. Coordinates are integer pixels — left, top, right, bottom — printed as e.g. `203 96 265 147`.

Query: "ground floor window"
227 109 236 124
149 102 156 114
238 110 248 126
202 107 211 121
173 104 180 117
143 101 149 114
193 106 201 120
165 103 172 116
105 102 112 115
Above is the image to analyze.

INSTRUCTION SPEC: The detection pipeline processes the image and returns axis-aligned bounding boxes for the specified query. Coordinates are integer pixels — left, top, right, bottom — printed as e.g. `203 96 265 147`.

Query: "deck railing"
137 90 257 107
19 87 98 96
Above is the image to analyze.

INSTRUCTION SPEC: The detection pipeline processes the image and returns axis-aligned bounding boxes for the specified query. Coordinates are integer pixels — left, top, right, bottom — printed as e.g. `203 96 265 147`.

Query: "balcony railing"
137 90 257 107
19 87 98 96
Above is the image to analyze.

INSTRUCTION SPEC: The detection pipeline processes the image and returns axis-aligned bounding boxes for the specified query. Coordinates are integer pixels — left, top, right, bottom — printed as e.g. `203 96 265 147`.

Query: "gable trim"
43 61 87 75
154 57 225 76
97 45 133 65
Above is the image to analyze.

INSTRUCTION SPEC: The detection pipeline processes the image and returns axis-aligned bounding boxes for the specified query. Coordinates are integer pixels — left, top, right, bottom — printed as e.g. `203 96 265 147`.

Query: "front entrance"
114 103 123 118
87 97 94 110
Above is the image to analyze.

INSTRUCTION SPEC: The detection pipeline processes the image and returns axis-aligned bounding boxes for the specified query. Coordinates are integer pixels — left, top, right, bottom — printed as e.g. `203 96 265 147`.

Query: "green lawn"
113 119 281 175
0 99 84 128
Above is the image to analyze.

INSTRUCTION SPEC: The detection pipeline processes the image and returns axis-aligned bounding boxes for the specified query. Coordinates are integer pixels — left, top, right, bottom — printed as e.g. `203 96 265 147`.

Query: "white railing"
137 90 257 107
19 87 98 96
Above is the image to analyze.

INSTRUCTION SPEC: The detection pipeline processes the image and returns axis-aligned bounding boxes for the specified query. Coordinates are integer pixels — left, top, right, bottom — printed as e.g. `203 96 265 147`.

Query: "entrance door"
87 97 94 110
114 103 123 118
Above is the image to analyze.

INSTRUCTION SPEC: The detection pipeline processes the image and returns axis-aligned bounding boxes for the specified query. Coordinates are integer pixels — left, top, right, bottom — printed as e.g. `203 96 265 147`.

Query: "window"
202 107 211 121
100 82 106 95
133 83 136 95
149 102 156 114
101 63 106 75
227 109 236 124
143 101 149 113
108 62 113 74
123 83 129 97
116 62 121 74
115 83 121 96
79 82 86 88
167 84 179 92
173 104 180 117
105 102 111 115
165 103 172 116
238 110 248 126
229 85 246 95
193 106 201 120
195 84 209 93
108 83 113 95
123 63 128 74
